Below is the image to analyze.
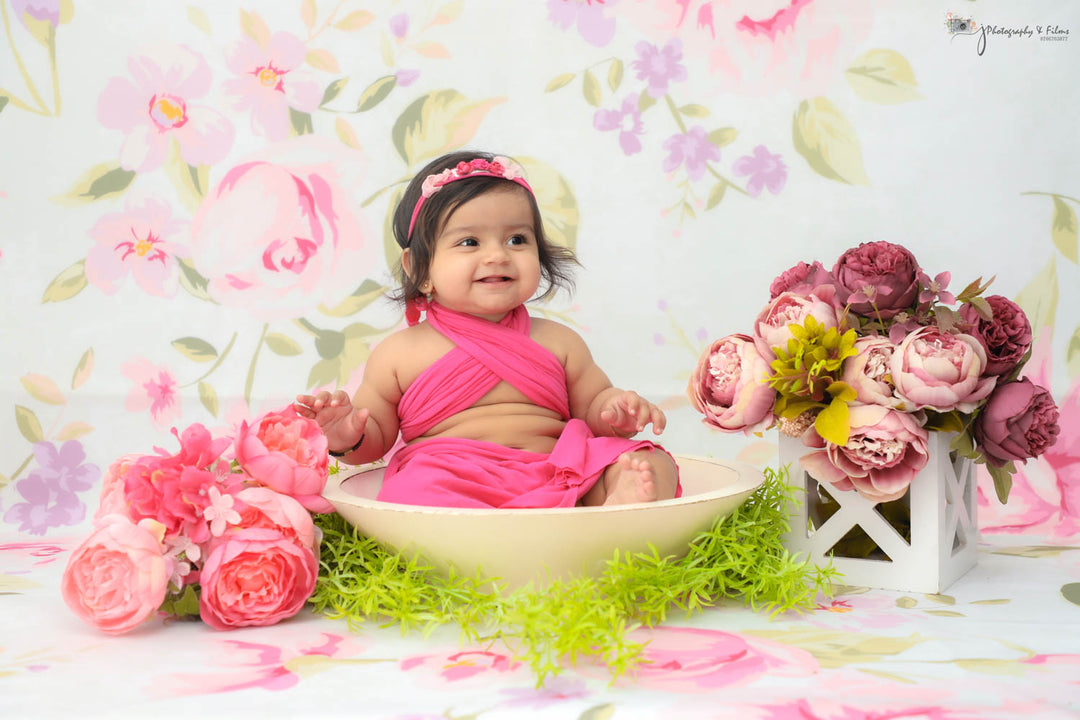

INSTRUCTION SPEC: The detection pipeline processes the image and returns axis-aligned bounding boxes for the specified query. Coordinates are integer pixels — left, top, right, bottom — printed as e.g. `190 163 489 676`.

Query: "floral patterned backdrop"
2 0 1078 542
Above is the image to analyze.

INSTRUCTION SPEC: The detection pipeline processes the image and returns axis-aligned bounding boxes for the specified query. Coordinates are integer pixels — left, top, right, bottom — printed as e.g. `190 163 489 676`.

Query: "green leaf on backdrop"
265 333 303 356
517 157 579 253
1061 582 1080 608
0 96 8 113
391 90 505 167
15 405 44 443
1050 196 1078 263
320 77 349 107
198 381 219 417
177 258 214 302
19 9 55 45
607 60 624 92
72 348 94 390
333 10 374 31
1066 326 1080 379
290 108 314 136
679 104 709 118
708 128 738 148
637 88 656 113
383 185 406 275
1014 256 1058 335
52 163 135 204
41 260 87 302
57 422 93 441
20 374 64 405
845 49 922 104
545 73 575 92
355 75 396 112
172 337 218 363
306 324 377 388
706 181 727 209
792 97 870 186
240 8 271 48
582 70 602 107
164 144 209 214
334 117 362 150
319 279 387 317
186 6 212 35
580 705 616 720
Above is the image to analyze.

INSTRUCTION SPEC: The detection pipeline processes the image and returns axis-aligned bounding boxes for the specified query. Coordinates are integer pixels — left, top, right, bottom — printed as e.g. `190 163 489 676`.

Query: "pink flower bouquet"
689 240 1061 505
62 405 328 634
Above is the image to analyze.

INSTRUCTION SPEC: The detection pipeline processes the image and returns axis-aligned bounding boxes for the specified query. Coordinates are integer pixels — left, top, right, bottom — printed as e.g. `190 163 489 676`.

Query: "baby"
295 151 679 508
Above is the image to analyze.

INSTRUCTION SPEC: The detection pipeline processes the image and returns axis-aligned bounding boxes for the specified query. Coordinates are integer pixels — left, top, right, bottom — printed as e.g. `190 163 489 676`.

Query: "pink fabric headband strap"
406 156 533 241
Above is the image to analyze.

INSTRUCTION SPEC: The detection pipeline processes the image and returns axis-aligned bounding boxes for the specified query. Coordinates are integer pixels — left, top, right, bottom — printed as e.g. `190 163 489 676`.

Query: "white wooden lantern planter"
779 432 978 594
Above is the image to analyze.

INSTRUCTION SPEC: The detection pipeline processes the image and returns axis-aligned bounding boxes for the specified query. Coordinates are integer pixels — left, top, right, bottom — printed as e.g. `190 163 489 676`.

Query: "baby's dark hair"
390 150 578 305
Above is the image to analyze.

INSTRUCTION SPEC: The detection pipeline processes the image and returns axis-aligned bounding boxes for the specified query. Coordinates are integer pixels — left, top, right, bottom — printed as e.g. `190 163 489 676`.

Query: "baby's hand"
599 391 666 438
294 390 369 453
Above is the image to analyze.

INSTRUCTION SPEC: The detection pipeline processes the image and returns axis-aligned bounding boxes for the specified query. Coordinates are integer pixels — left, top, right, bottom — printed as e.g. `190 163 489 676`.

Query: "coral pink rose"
832 241 921 319
769 260 836 300
890 327 997 413
841 336 904 409
960 295 1033 378
974 378 1060 469
234 486 319 555
801 405 929 503
687 334 775 434
752 289 841 360
94 454 142 521
235 405 331 513
61 515 172 634
198 528 318 630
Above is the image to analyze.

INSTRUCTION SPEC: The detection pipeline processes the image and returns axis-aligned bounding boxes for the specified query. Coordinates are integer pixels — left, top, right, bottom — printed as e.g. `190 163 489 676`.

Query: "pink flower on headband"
420 157 524 199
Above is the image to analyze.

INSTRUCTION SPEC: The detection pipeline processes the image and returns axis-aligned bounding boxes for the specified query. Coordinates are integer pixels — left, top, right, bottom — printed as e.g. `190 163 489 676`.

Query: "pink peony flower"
85 197 188 297
752 288 841 360
832 241 921 319
800 405 930 503
234 405 331 513
841 336 904 409
593 95 645 156
120 357 182 429
223 32 322 141
769 260 836 300
188 137 376 321
974 378 1060 469
890 326 996 413
234 486 319 555
95 454 143 521
687 334 776 434
97 44 233 172
61 515 172 634
960 295 1033 378
197 527 318 630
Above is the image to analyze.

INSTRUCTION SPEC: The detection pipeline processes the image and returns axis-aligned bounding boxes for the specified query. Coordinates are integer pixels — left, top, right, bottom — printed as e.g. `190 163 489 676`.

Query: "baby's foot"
602 453 659 506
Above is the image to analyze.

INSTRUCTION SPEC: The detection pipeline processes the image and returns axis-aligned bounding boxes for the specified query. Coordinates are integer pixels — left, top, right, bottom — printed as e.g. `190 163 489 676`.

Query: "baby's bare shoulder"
530 317 590 361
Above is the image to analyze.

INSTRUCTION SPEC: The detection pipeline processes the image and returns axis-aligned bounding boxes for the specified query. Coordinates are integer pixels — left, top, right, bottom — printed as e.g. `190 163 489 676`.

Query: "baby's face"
426 187 541 321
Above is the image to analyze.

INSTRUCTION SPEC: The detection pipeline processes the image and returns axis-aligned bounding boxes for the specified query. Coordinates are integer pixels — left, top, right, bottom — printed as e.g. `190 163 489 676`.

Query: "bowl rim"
322 454 765 518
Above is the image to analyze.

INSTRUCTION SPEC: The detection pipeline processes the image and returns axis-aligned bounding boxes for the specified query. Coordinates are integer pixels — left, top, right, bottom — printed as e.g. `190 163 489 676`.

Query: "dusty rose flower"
769 260 836 300
960 295 1033 377
974 378 1060 468
688 334 776 435
800 405 930 503
234 486 319 555
841 336 904 409
752 289 841 360
234 406 331 513
61 515 172 634
832 241 921 319
890 327 996 413
198 527 318 630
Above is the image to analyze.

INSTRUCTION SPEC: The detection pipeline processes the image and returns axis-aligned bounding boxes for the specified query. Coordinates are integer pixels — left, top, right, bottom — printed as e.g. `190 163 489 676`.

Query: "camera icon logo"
945 13 977 34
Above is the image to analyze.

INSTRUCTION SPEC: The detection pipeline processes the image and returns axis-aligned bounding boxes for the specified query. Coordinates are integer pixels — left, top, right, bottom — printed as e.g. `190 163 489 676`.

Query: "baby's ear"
401 248 415 279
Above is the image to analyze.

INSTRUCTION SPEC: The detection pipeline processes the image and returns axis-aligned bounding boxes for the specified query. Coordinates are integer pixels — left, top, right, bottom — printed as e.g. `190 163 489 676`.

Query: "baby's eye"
458 237 479 247
507 234 528 246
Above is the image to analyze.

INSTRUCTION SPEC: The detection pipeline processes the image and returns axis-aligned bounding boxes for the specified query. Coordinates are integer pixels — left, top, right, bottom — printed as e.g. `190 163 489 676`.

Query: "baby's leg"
582 450 678 506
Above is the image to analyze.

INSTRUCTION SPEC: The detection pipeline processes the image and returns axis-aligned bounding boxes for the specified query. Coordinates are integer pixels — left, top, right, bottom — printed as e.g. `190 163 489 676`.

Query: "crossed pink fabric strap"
396 303 570 442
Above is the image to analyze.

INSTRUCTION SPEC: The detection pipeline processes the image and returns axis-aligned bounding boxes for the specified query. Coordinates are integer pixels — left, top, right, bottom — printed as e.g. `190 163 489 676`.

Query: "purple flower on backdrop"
632 39 688 98
10 0 60 27
389 13 409 39
396 69 420 87
593 95 644 155
546 0 617 47
3 441 100 535
662 126 720 181
732 145 788 196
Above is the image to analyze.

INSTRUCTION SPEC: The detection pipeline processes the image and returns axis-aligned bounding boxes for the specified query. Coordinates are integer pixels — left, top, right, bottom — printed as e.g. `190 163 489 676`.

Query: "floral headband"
407 156 533 240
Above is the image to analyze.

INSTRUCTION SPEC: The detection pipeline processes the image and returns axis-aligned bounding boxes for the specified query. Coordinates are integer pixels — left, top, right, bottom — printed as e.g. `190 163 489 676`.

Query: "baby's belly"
416 402 566 454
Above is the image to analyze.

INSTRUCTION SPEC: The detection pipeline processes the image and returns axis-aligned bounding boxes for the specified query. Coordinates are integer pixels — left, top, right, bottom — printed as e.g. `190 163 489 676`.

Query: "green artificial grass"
309 466 835 683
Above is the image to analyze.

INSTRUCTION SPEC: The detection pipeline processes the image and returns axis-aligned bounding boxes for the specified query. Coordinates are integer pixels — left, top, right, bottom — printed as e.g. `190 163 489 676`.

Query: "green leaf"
545 72 575 92
290 108 314 136
1061 582 1080 607
582 70 601 107
895 596 918 609
333 9 374 30
265 332 303 356
391 90 504 166
163 144 209 213
52 163 136 204
1066 325 1080 379
57 421 93 441
315 330 346 359
21 374 64 405
708 127 738 148
987 463 1014 504
356 75 397 112
15 405 44 443
319 279 386 317
679 103 709 118
160 584 201 618
792 97 870 186
814 397 850 446
0 95 9 113
177 258 214 302
72 348 94 389
637 88 656 113
186 6 212 35
1014 256 1058 334
172 337 218 363
845 49 922 104
320 77 349 107
706 181 727 210
41 260 87 303
1050 196 1078 263
607 60 624 92
579 704 616 720
198 381 219 417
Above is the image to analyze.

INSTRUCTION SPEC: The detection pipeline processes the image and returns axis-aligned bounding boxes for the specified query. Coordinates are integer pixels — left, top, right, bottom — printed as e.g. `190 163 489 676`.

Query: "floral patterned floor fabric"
3 0 1080 717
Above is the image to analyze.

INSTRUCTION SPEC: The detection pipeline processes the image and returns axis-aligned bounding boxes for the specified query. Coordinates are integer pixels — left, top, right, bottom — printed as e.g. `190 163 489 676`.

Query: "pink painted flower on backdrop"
832 241 921 319
11 0 60 28
960 295 1033 378
395 68 421 86
389 13 409 39
120 356 182 429
801 404 929 503
733 145 788 197
97 44 233 173
197 527 318 630
890 326 996 413
546 0 617 47
4 440 100 535
752 288 842 361
224 32 322 141
593 95 645 155
84 197 188 297
841 336 904 409
61 514 172 634
769 260 836 300
662 125 720 181
234 405 331 513
687 333 776 434
401 648 522 684
189 137 376 321
974 377 1059 469
618 0 874 97
234 486 319 556
633 38 688 97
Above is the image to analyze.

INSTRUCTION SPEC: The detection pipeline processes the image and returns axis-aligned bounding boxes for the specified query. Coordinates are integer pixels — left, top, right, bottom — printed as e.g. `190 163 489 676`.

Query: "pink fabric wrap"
377 303 674 508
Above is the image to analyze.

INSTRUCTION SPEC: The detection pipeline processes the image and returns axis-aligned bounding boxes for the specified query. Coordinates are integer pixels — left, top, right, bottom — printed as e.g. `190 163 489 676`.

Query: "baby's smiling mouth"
477 276 513 283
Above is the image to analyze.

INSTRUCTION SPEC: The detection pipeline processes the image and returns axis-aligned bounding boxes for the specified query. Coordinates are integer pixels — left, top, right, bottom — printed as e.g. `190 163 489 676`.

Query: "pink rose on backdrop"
234 405 331 513
619 0 873 97
960 295 1033 377
546 0 617 47
841 336 904 409
752 288 841 360
189 137 376 320
688 334 776 434
97 44 233 173
974 378 1060 469
234 487 319 555
85 197 188 297
832 241 921 319
890 326 996 413
224 32 321 141
197 527 318 630
61 515 172 634
801 404 929 503
769 260 835 299
120 356 182 429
